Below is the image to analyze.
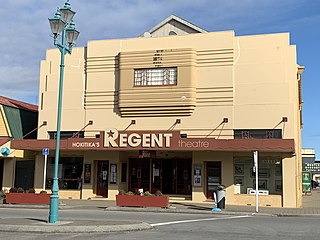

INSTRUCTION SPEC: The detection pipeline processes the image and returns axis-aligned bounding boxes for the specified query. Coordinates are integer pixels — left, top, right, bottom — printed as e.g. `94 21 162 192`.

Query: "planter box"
116 195 169 208
5 193 51 205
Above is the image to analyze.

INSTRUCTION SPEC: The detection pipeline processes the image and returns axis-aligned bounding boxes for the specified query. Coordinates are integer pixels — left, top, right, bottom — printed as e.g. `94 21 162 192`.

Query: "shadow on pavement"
171 202 213 211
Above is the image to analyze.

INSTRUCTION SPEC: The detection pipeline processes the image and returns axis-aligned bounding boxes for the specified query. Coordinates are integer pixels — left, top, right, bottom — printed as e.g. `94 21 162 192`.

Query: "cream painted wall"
38 48 86 139
34 154 45 192
282 156 298 207
84 32 235 138
234 33 301 207
2 158 14 190
39 32 237 139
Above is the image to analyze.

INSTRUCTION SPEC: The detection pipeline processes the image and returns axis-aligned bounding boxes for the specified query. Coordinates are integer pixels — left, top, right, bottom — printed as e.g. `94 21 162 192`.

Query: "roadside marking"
151 215 250 227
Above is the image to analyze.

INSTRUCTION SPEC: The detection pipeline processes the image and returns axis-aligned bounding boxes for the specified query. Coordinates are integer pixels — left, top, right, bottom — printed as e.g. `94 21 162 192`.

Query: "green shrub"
118 189 126 195
9 187 17 193
0 190 5 200
144 191 152 196
28 188 36 193
154 190 163 196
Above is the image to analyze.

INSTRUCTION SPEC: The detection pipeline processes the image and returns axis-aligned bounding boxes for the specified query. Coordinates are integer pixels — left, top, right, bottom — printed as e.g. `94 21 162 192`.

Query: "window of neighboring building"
234 158 282 195
134 67 177 86
46 157 83 190
48 131 84 139
234 129 282 139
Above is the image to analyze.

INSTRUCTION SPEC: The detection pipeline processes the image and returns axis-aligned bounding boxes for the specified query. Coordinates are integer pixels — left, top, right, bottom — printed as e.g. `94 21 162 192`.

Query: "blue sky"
0 0 319 157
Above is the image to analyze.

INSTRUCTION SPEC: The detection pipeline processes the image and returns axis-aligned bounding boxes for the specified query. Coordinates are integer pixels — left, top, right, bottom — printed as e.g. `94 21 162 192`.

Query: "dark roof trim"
0 96 38 112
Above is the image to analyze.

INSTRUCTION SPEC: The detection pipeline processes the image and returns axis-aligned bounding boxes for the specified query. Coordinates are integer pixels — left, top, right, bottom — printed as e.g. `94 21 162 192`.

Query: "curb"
104 206 260 216
0 204 49 209
0 221 152 233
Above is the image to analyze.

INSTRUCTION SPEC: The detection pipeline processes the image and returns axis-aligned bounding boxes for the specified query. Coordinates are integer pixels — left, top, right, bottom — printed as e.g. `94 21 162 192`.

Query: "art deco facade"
11 15 304 207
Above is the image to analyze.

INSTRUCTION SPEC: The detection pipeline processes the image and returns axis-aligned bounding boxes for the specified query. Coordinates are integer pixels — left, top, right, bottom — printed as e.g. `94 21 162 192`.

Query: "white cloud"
0 66 39 104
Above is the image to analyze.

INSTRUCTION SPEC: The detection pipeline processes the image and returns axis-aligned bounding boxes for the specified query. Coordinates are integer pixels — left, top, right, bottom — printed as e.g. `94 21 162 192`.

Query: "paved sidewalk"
3 197 318 216
0 217 151 233
0 189 319 233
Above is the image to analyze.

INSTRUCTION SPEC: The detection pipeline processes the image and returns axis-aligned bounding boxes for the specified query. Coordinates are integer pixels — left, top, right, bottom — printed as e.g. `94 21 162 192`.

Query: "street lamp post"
48 1 79 223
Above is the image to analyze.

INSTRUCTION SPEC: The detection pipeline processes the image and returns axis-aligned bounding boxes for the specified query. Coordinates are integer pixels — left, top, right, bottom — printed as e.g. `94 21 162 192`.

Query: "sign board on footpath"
302 172 311 193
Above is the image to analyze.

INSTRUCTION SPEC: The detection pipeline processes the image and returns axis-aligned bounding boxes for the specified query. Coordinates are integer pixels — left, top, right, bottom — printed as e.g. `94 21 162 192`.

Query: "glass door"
160 159 192 195
161 159 174 194
15 160 35 190
151 159 162 193
129 158 150 192
176 159 192 194
96 161 109 197
206 162 221 199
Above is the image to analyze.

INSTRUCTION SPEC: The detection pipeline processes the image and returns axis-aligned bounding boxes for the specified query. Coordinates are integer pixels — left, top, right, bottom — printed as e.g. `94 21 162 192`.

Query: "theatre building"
11 15 304 207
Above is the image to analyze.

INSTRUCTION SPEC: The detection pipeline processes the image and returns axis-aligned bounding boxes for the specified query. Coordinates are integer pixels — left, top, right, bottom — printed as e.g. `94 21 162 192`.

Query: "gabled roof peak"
141 14 207 37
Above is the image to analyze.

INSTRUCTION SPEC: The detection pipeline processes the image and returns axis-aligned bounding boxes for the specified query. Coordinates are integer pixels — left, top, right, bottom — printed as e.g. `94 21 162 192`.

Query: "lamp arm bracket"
55 43 72 55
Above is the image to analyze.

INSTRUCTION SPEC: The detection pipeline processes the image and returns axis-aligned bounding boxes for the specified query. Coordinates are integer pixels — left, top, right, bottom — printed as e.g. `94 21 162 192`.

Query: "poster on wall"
153 168 160 177
193 165 202 187
110 164 117 184
84 164 91 183
103 171 108 180
194 176 201 186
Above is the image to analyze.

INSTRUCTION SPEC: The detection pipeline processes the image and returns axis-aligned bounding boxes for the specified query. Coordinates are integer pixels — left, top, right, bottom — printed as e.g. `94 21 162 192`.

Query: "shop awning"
11 133 295 153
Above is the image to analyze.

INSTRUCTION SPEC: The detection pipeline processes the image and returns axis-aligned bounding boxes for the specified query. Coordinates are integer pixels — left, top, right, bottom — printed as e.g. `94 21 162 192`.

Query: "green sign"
303 163 320 172
302 172 311 192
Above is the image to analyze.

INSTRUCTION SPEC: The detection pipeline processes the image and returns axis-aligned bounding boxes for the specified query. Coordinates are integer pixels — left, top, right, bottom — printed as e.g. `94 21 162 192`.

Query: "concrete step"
169 195 192 201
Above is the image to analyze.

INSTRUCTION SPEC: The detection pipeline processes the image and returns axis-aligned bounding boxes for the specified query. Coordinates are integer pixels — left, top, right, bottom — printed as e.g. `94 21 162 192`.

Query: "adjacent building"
302 148 320 188
0 96 38 191
11 15 304 207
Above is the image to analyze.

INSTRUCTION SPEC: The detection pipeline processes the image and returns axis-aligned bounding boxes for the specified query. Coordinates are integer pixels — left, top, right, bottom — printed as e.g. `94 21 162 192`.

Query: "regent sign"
104 129 173 148
67 129 212 150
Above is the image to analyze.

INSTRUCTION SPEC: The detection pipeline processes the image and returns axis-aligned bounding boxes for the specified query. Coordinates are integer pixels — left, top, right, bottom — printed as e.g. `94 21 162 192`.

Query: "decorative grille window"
48 131 84 139
234 129 282 139
134 67 177 86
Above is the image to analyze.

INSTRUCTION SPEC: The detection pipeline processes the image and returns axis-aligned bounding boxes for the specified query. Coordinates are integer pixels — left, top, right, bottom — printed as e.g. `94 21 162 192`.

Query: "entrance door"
129 158 150 192
161 159 191 195
151 159 161 193
15 160 35 190
0 159 3 189
161 159 174 194
96 161 109 197
206 162 221 199
176 159 192 194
